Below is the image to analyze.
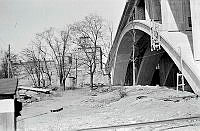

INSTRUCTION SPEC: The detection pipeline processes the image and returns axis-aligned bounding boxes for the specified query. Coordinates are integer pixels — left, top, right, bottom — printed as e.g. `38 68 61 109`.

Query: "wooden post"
179 47 185 91
176 73 179 92
132 31 136 87
8 44 10 78
131 10 136 87
75 55 78 87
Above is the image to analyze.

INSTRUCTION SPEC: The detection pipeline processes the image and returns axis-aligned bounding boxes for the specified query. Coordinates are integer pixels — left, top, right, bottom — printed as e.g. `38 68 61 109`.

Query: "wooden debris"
50 107 63 112
18 86 51 94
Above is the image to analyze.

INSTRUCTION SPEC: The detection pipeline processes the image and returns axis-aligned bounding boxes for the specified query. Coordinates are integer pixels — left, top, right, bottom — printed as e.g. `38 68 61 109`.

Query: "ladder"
177 73 185 92
150 19 161 51
176 47 185 92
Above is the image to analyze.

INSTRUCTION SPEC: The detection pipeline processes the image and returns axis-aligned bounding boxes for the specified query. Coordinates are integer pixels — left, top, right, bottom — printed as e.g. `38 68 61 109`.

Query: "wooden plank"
0 113 15 131
0 99 15 131
0 79 18 95
18 86 51 94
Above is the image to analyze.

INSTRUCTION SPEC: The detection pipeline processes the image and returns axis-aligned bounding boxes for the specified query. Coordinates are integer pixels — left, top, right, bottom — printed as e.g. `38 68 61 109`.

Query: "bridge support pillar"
190 0 200 61
136 45 163 85
159 53 176 86
113 54 130 85
160 0 185 31
145 0 162 21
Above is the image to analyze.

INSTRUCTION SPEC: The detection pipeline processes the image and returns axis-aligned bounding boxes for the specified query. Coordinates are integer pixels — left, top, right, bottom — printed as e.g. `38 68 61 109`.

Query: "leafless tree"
0 51 20 79
100 21 114 87
36 43 53 87
20 47 44 87
38 27 72 90
20 33 55 88
70 14 106 90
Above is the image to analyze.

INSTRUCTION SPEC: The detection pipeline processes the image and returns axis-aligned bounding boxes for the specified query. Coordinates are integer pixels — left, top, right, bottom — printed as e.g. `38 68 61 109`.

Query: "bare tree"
100 21 114 87
20 34 54 88
20 47 44 87
38 27 72 90
70 14 105 90
36 43 53 87
0 51 20 79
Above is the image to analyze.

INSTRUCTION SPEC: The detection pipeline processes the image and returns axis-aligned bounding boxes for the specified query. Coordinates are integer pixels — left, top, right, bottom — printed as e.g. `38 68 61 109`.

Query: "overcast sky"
0 0 126 53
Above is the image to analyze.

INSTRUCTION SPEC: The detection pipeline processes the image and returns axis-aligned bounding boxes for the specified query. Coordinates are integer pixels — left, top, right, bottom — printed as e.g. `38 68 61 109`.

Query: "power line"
131 51 166 62
137 51 165 60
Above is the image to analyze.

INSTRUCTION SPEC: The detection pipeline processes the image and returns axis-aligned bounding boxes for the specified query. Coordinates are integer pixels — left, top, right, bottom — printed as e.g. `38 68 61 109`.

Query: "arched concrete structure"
106 0 200 95
113 30 144 85
112 20 200 95
136 44 163 85
159 53 175 86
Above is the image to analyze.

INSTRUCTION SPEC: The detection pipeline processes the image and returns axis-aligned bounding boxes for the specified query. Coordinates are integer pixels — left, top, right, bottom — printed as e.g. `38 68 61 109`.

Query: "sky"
0 0 126 53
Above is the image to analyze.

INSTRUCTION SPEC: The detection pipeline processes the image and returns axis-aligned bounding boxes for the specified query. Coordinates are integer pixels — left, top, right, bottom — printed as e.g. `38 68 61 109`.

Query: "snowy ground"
17 86 200 131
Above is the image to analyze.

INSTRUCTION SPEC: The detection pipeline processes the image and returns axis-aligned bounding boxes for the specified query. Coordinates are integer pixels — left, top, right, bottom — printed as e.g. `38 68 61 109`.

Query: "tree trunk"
90 73 94 90
63 78 66 91
60 74 63 85
37 72 40 87
108 73 112 87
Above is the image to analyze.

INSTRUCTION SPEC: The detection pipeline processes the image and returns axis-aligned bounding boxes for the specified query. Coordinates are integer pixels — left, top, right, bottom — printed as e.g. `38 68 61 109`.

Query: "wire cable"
129 51 166 62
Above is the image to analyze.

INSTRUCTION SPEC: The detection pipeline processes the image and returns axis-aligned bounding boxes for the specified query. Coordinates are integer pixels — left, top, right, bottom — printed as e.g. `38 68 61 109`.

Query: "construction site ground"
17 85 200 131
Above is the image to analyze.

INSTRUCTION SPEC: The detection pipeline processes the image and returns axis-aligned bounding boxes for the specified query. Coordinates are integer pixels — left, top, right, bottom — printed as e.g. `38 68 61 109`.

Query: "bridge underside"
108 0 200 95
113 30 193 92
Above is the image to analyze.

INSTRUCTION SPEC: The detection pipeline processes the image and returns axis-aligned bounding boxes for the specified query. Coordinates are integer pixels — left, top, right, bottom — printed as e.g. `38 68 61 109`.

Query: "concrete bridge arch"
112 20 200 95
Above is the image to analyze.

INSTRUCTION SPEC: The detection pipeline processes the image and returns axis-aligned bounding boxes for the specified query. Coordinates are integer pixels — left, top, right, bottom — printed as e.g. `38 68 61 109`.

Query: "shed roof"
0 79 18 95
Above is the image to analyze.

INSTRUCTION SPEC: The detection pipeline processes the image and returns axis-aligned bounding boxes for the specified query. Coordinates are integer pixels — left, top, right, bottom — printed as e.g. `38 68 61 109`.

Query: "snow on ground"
17 86 200 131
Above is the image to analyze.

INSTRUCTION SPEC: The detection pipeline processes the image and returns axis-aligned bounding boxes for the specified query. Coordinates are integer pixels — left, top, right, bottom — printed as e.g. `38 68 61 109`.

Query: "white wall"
0 99 15 131
190 0 200 60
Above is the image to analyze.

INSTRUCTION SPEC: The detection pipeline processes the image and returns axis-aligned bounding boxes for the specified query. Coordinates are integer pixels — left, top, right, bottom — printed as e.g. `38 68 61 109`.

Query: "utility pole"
132 31 136 87
131 10 136 87
7 44 11 78
38 44 41 87
75 55 78 87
